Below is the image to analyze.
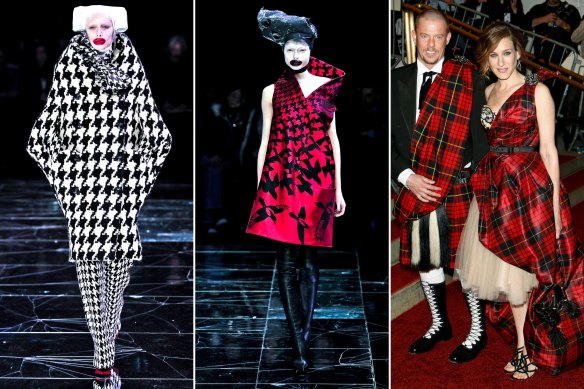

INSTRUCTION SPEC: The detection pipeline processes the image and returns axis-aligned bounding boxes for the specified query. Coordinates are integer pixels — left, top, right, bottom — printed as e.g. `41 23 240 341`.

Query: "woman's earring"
516 59 522 71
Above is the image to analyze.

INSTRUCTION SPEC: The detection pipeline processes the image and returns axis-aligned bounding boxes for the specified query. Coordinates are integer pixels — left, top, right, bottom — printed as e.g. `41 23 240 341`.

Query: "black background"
195 0 389 103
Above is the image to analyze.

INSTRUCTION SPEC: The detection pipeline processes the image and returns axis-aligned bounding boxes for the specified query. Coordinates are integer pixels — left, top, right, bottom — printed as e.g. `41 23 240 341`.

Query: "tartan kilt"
399 181 473 269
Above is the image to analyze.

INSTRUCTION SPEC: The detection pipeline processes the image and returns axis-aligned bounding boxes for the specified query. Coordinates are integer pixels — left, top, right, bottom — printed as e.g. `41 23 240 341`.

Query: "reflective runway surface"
0 179 193 388
195 244 388 388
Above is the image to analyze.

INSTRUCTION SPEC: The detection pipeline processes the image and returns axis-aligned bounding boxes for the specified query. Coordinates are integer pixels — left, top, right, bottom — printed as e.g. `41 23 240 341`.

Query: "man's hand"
406 174 442 203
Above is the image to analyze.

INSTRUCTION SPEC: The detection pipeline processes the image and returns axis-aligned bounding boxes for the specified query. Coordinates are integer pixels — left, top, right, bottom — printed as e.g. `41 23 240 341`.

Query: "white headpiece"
72 5 128 32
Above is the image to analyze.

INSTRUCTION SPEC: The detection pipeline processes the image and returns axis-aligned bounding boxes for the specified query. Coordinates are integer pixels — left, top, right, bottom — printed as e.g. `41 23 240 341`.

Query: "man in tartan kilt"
391 9 489 363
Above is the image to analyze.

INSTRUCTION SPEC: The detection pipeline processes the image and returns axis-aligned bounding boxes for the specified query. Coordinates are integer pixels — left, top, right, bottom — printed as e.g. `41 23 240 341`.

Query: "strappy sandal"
504 346 524 374
511 353 538 380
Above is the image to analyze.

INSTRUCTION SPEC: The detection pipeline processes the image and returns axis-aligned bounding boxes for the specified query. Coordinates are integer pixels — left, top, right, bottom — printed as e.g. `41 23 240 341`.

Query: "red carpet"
391 283 584 388
391 262 419 293
574 201 584 240
562 168 584 193
391 219 400 241
558 154 576 164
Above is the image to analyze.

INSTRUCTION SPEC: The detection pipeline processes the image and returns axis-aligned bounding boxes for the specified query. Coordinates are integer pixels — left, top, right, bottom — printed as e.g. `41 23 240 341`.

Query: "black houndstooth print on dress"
27 33 172 263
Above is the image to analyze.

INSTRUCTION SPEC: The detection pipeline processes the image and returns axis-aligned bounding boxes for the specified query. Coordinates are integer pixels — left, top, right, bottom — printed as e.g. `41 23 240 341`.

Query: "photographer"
526 0 580 140
527 0 580 65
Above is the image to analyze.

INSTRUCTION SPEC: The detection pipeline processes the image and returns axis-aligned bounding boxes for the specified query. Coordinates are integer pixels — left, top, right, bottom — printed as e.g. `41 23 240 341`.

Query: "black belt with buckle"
490 145 536 153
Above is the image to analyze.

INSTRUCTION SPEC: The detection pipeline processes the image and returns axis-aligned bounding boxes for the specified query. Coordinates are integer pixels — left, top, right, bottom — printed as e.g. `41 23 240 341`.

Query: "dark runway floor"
195 240 388 388
0 179 193 388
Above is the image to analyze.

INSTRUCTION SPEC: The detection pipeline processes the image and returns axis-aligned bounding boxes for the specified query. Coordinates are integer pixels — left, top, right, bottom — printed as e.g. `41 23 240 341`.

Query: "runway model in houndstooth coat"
26 5 171 377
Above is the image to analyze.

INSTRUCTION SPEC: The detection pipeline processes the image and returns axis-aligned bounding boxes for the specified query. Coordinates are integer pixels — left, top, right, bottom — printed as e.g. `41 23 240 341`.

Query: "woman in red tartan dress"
456 22 584 379
246 9 346 372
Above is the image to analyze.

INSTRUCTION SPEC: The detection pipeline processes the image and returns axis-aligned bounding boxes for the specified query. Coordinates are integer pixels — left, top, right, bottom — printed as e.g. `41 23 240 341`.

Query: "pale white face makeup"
488 37 520 81
283 39 311 71
86 13 114 51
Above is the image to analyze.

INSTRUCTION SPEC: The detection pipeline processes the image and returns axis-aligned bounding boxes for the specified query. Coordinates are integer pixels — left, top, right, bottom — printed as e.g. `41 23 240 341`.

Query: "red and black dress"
246 57 344 247
456 71 584 374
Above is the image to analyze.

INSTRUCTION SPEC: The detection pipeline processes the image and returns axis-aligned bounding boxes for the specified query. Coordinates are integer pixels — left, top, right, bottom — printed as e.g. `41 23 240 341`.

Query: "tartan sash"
394 57 475 224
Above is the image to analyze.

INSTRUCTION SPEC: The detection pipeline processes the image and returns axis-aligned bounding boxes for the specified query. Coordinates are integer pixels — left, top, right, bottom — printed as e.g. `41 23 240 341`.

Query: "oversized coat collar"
67 33 135 92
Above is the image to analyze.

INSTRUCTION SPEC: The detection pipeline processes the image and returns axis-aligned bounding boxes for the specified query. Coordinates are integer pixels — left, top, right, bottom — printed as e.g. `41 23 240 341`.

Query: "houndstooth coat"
27 33 172 263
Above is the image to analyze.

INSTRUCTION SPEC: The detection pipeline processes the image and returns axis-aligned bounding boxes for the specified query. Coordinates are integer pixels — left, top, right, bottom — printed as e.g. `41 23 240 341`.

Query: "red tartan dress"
470 72 584 374
246 57 344 247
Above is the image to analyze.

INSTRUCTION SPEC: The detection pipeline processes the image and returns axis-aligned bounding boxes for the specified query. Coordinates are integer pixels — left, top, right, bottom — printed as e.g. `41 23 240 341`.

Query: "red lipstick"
93 38 106 45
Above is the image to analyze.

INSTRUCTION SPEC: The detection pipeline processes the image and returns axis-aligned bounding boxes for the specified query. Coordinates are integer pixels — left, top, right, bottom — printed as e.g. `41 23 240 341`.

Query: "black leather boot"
409 281 453 354
449 292 487 363
277 245 309 372
299 247 319 344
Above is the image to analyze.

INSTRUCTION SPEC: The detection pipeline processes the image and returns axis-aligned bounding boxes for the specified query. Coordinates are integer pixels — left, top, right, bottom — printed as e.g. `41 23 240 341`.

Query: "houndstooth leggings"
76 259 133 369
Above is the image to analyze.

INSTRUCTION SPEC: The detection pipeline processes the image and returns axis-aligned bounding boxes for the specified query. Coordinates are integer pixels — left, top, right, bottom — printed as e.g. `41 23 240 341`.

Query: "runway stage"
195 244 389 388
0 179 193 388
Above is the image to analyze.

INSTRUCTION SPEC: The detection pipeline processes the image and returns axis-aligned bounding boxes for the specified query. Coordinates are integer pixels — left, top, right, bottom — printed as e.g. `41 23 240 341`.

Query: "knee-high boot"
276 245 309 371
76 260 116 370
104 259 133 340
299 246 319 344
449 291 487 363
409 281 452 354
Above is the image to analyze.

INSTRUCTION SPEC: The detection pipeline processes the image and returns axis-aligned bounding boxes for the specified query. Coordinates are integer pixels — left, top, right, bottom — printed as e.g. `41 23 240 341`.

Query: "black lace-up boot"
448 292 487 363
409 281 453 354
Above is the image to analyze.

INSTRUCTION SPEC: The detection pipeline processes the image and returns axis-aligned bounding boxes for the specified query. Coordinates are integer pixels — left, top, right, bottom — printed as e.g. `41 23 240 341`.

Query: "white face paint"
283 39 310 71
86 13 114 51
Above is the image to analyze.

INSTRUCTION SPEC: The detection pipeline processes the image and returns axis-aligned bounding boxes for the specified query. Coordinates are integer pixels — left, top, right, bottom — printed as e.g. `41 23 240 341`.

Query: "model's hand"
406 174 441 203
334 190 346 217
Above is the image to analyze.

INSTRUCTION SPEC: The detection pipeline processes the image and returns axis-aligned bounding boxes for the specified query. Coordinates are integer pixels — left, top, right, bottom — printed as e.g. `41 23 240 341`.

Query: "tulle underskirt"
455 197 538 305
